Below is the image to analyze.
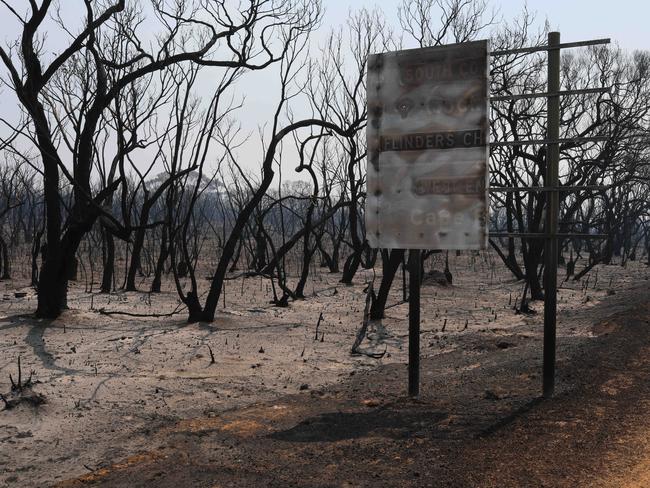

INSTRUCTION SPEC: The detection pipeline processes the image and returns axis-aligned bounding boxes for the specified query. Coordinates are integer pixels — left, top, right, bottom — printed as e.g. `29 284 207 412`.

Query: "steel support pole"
408 249 421 397
543 31 561 398
402 251 408 301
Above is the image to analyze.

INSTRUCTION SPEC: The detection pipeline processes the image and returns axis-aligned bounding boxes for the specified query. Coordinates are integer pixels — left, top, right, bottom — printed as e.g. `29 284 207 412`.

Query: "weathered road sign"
366 40 490 250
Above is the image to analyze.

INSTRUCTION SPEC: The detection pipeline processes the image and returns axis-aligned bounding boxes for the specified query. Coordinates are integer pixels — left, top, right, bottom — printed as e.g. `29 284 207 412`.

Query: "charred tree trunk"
36 124 67 318
151 226 169 293
260 200 349 276
340 140 365 284
504 194 524 278
228 240 243 273
370 249 405 320
30 228 43 287
315 235 338 273
294 205 315 299
37 231 84 318
341 248 363 285
523 242 545 300
125 208 152 291
330 241 341 273
179 120 351 323
252 226 267 271
100 228 115 293
0 235 9 280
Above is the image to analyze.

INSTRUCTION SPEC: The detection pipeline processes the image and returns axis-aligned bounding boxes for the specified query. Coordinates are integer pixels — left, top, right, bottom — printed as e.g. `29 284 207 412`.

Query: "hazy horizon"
0 0 647 182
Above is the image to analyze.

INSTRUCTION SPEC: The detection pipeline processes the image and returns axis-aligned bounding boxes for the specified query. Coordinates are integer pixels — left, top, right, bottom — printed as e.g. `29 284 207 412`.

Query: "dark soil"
55 284 650 488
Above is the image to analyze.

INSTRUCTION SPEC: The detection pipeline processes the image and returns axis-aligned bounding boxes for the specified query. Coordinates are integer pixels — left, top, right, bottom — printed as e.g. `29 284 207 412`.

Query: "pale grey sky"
0 0 647 181
232 0 649 177
322 0 648 51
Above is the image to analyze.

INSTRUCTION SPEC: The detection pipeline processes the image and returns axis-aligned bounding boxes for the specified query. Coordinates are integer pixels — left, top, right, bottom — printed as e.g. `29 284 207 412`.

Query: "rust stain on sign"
366 40 490 250
413 175 485 196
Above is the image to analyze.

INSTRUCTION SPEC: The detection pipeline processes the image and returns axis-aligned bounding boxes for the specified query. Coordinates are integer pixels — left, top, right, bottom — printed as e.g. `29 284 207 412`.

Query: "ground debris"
483 390 500 401
1 388 46 411
1 356 46 411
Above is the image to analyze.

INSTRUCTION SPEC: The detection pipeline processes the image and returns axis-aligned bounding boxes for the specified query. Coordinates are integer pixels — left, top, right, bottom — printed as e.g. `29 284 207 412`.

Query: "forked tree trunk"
341 248 362 284
370 249 405 320
37 236 81 318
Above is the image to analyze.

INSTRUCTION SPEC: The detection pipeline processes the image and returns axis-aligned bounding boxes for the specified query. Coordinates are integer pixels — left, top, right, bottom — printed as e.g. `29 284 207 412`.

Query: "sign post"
368 35 611 398
543 32 561 398
366 41 490 396
478 33 610 398
408 249 421 397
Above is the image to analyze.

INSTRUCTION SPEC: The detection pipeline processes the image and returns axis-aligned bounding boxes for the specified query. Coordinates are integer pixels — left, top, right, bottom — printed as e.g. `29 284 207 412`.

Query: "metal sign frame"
489 32 610 398
367 33 611 398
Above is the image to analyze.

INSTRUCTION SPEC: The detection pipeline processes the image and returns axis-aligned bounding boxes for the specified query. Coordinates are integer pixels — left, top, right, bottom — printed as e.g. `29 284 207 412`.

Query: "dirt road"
52 282 650 488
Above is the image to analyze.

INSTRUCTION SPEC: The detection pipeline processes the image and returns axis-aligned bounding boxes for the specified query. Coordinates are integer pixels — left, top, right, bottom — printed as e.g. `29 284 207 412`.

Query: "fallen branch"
384 300 408 311
351 281 387 359
96 303 185 318
352 281 375 354
315 311 324 340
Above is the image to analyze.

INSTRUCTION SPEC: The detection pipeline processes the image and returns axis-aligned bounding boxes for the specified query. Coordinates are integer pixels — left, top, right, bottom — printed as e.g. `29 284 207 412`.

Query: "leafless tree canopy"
0 0 648 323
